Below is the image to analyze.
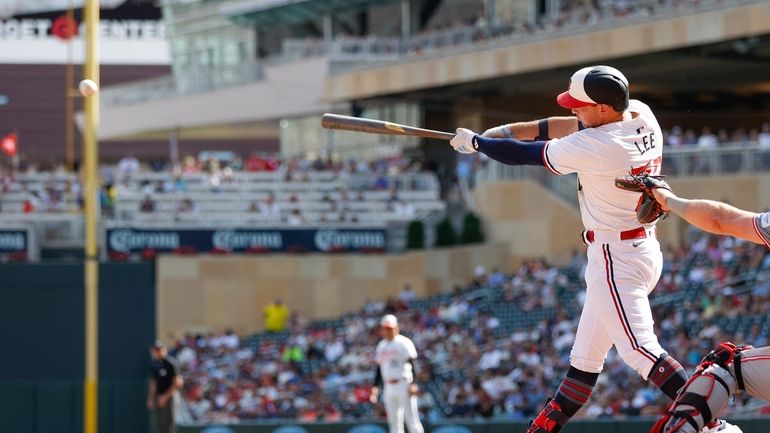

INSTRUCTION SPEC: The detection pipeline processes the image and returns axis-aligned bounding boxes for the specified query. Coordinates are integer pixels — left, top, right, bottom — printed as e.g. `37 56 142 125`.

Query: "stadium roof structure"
221 0 398 26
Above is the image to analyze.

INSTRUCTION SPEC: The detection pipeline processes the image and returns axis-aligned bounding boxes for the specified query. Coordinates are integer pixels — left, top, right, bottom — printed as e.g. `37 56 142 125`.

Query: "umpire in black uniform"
148 340 183 433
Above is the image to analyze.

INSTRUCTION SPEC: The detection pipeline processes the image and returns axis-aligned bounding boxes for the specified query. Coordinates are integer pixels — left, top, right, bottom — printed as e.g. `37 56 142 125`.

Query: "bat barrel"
321 113 454 141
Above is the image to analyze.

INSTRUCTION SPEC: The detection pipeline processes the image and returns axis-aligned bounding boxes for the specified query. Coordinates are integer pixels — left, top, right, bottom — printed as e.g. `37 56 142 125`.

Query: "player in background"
148 340 183 433
370 314 424 433
449 65 738 433
617 180 770 433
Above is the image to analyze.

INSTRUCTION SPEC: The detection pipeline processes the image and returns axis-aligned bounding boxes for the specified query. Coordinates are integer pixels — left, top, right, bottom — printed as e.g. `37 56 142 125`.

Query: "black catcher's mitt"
614 173 671 224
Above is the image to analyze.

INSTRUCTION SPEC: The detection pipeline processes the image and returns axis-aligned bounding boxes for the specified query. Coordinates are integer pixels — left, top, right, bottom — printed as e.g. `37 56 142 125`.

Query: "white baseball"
79 79 99 97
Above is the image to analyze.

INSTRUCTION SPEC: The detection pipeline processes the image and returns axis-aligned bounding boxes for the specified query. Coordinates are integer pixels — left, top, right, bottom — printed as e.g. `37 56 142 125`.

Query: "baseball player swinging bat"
321 113 455 140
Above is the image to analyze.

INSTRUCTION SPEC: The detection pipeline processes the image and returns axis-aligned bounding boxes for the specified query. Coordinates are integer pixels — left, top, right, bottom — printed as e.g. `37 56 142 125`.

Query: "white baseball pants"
570 237 666 377
383 381 423 433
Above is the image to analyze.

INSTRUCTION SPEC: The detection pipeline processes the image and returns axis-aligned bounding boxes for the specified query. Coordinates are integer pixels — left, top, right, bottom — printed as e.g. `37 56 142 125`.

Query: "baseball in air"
79 79 99 97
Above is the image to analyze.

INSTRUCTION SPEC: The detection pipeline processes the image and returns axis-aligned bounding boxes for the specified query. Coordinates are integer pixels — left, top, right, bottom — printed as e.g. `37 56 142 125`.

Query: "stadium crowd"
664 123 770 149
167 228 770 423
272 0 742 60
0 153 431 219
1 122 768 218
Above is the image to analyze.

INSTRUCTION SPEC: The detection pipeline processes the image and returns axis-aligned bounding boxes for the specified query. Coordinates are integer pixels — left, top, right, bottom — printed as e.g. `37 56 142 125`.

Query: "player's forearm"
496 117 578 140
543 117 579 139
666 196 761 243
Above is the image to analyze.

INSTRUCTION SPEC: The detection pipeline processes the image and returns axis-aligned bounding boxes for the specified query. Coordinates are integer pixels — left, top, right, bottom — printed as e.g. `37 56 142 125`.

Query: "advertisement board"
0 0 168 64
104 227 388 256
0 225 37 261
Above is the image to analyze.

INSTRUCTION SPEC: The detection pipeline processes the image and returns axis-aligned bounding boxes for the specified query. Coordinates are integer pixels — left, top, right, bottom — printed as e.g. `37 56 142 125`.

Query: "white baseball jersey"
375 335 418 383
543 99 663 231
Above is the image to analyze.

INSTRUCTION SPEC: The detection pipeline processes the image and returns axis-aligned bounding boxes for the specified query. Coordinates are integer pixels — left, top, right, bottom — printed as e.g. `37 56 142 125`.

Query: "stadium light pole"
83 0 100 433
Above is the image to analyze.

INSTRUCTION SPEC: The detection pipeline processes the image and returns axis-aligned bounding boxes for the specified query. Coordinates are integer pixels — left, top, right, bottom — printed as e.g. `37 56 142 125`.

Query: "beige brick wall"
156 243 509 340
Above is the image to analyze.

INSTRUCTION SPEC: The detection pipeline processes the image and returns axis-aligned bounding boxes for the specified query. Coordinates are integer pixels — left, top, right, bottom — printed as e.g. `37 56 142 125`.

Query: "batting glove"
451 128 478 154
481 125 514 138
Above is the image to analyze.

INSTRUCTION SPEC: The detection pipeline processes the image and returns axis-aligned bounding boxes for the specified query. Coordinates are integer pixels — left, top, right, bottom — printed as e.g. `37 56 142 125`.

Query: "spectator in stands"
117 153 140 180
399 284 416 304
666 126 684 148
697 126 719 149
259 193 281 217
717 128 730 145
140 180 154 195
181 155 199 174
149 157 167 172
486 267 506 287
176 198 198 213
472 379 496 418
758 122 770 149
450 391 473 417
324 337 345 362
140 195 156 213
47 190 66 212
287 209 305 225
282 337 306 366
153 180 166 193
731 127 749 145
683 128 698 146
263 299 290 332
22 190 39 213
478 341 503 371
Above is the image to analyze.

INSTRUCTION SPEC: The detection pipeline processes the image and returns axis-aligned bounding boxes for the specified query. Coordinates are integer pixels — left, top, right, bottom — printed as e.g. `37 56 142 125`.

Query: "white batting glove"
450 128 478 154
481 125 514 138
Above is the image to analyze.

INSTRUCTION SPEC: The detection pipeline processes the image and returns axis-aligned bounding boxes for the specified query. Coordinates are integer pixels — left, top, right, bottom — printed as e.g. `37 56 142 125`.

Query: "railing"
277 38 403 64
475 144 770 202
101 75 177 107
663 145 770 177
100 61 265 107
0 213 84 249
267 0 764 71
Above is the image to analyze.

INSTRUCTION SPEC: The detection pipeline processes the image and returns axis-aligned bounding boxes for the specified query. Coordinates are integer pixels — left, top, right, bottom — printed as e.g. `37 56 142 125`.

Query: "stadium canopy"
221 0 399 26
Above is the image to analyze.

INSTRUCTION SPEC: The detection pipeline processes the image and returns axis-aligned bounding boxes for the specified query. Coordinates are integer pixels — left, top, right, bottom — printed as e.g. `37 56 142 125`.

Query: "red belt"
387 379 401 384
582 227 650 244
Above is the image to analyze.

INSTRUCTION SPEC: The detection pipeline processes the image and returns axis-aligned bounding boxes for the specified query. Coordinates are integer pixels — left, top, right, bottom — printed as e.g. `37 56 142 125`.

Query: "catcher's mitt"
614 173 671 224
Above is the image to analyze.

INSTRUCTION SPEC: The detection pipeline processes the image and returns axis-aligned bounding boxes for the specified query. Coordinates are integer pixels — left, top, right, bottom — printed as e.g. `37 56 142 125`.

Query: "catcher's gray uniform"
732 346 770 400
651 342 770 432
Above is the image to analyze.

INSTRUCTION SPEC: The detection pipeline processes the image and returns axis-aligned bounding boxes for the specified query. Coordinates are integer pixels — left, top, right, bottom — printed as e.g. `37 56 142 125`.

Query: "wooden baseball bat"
321 113 455 140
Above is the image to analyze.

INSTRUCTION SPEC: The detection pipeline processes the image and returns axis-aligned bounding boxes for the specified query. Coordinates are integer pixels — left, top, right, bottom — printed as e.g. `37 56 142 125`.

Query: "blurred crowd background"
166 229 770 423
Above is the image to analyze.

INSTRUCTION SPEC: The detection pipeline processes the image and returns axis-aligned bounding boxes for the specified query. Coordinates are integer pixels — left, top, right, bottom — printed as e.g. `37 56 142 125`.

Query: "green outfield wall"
1 262 768 433
0 262 155 433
